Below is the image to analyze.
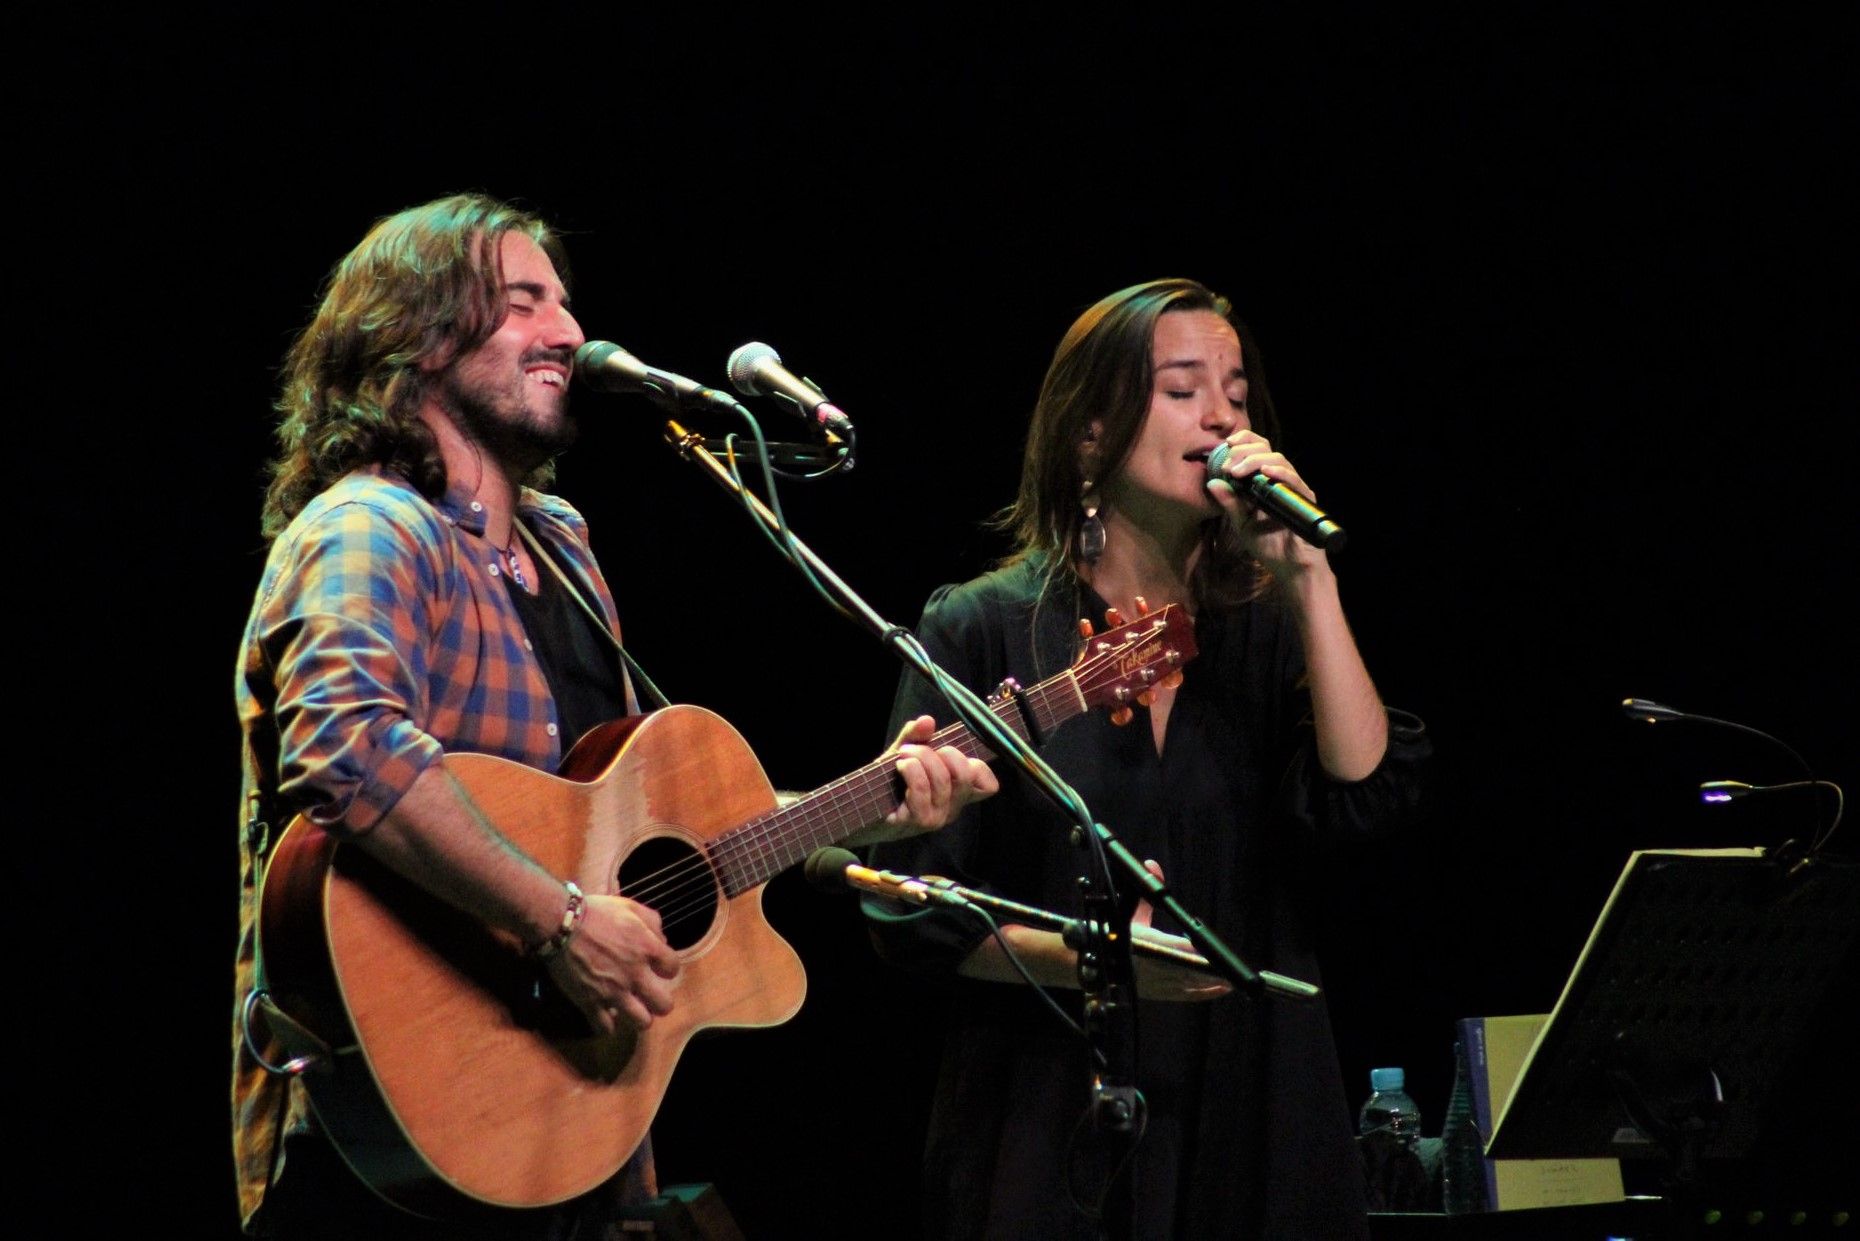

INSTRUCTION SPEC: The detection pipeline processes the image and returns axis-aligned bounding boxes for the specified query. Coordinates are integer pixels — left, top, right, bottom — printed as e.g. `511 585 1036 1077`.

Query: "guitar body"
259 705 807 1217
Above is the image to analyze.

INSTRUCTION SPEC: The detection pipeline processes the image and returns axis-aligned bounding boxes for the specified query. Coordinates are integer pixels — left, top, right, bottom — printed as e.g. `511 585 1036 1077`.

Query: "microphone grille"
573 340 646 388
803 846 860 892
726 341 781 397
1205 442 1232 483
574 340 617 371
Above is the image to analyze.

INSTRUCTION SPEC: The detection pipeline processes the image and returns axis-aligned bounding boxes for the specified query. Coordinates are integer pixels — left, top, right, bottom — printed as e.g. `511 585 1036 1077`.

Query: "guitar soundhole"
617 836 719 951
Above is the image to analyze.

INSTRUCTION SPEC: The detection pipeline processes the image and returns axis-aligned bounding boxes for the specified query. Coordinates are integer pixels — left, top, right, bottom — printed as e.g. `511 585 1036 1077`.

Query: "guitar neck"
710 671 1087 896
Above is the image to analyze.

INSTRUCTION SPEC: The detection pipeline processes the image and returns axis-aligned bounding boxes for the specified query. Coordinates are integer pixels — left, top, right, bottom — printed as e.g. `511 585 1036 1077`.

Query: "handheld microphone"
726 342 855 437
1206 443 1347 551
573 341 740 413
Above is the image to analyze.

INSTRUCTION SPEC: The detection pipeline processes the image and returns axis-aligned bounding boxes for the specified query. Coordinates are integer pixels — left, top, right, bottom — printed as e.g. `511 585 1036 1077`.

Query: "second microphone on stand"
726 342 855 438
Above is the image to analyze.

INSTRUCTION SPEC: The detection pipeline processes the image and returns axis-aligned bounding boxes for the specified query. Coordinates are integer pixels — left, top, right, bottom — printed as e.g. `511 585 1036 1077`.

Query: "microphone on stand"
804 846 1064 923
726 342 855 438
803 847 969 910
1205 443 1347 550
573 341 741 413
803 848 1317 997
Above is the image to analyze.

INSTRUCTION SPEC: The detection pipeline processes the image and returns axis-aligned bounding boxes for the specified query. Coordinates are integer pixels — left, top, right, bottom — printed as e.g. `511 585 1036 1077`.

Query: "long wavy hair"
261 193 568 537
1000 278 1283 610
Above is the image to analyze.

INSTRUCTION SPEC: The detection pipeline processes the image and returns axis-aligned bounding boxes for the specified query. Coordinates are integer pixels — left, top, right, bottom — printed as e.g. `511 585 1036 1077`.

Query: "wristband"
531 880 586 960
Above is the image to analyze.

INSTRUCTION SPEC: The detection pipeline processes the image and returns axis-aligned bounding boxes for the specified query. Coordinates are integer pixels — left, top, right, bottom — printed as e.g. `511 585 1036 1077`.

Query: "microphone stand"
661 417 1288 1236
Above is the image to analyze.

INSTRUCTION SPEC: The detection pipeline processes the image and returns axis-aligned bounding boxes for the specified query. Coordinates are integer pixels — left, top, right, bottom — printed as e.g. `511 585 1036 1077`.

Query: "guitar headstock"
1071 600 1198 725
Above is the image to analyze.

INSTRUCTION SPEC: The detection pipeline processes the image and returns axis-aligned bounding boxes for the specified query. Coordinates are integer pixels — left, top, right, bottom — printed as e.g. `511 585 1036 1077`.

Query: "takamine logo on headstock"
1073 598 1195 725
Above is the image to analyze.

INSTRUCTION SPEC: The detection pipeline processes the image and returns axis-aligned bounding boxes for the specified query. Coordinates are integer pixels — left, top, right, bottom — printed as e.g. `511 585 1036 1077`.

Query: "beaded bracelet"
532 880 587 960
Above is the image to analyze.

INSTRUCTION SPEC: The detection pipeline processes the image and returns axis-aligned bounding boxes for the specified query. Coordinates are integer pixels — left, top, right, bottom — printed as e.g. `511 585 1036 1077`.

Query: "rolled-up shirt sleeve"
250 499 447 835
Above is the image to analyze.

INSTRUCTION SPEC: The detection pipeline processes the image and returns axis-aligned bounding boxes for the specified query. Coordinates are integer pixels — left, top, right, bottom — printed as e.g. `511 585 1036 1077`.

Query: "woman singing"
865 278 1430 1239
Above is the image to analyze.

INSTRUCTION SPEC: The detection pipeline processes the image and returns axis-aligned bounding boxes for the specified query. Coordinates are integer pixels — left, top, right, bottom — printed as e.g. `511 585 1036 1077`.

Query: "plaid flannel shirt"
229 466 628 1229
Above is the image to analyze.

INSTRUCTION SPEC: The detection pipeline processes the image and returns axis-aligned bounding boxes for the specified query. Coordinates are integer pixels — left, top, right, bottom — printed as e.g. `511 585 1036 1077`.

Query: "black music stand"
1485 847 1860 1223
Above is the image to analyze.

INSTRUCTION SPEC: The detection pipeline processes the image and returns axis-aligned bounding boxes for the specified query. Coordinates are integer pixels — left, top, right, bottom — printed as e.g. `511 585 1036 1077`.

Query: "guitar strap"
515 518 672 712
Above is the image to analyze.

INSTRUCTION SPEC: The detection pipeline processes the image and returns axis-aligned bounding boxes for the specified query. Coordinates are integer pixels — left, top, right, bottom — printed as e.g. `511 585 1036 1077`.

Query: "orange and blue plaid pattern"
230 466 625 1228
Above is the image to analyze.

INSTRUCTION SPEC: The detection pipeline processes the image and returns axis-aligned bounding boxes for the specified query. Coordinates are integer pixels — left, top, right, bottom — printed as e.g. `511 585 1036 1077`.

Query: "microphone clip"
699 437 848 474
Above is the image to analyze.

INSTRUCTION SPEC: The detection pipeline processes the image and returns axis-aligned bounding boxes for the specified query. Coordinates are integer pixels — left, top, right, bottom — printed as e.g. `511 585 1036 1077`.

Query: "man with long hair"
233 193 994 1236
865 279 1430 1238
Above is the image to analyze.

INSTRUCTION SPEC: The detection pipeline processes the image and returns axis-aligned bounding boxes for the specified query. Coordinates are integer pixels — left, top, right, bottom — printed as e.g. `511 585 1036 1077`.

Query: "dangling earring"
1078 479 1105 564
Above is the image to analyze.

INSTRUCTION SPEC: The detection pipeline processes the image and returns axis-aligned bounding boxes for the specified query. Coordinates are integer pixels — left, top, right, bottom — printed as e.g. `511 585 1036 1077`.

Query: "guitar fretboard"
709 672 1087 896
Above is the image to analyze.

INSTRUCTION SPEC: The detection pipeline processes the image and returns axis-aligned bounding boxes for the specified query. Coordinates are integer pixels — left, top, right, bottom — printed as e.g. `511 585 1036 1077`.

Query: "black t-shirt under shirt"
502 531 629 748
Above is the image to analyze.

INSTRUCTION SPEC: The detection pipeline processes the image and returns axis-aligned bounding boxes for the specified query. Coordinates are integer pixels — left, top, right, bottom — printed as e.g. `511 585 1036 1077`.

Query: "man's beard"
440 366 578 476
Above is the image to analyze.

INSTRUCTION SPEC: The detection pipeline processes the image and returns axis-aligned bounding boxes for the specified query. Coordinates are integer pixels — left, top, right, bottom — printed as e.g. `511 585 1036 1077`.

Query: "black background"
21 8 1856 1235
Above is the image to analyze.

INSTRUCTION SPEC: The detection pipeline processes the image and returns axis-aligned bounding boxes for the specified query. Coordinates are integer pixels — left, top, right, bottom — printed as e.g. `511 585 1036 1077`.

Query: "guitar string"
599 647 1147 927
587 630 1163 924
608 671 1101 925
605 683 1041 912
612 693 1043 916
609 756 955 914
621 773 911 925
612 669 1086 913
604 680 1067 920
609 657 1142 925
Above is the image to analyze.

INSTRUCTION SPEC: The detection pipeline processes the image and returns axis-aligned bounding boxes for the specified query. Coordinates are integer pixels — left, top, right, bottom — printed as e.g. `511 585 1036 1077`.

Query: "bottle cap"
1370 1067 1406 1092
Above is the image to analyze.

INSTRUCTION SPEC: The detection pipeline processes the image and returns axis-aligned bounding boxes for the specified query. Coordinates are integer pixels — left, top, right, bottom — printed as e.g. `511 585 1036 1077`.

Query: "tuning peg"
1135 690 1155 707
1109 706 1134 727
1133 595 1151 616
1160 669 1184 690
1103 606 1126 628
1077 618 1095 640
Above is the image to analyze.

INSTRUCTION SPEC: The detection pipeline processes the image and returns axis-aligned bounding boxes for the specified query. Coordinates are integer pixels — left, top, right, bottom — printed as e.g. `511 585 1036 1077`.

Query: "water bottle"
1440 1041 1487 1213
1359 1066 1422 1150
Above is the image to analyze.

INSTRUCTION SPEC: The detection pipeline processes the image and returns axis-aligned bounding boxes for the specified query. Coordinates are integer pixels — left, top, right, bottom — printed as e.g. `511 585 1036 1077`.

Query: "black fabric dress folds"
864 557 1431 1240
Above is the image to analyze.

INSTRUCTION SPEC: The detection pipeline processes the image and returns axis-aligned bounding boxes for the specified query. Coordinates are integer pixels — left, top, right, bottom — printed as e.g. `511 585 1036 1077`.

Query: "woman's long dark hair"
262 193 567 537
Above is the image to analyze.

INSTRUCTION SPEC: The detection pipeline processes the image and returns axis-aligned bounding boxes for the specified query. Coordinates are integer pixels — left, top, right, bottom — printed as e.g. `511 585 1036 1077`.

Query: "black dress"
864 557 1430 1240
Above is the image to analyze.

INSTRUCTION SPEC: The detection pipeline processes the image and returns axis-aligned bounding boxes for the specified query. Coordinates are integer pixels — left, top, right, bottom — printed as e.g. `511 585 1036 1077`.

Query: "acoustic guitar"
257 604 1195 1217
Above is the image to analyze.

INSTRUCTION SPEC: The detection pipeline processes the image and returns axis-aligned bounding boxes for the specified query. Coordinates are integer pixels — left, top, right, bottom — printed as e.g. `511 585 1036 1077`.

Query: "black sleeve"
1276 707 1432 843
1268 617 1433 842
861 582 1013 977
